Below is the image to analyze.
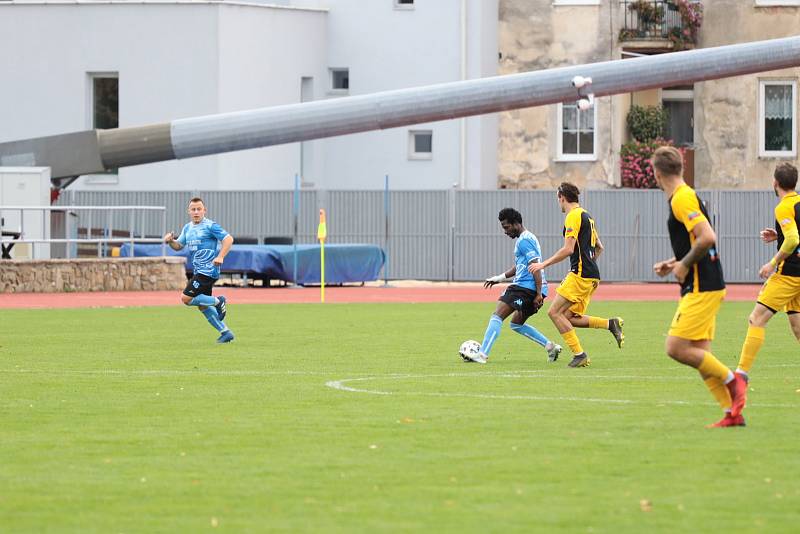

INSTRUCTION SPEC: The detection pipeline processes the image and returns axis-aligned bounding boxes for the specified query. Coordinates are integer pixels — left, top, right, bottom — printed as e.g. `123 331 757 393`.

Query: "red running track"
0 283 762 309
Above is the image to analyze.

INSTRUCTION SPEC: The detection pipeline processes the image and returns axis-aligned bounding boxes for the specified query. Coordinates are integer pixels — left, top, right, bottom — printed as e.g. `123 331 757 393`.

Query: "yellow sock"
587 316 609 329
561 329 584 355
737 325 765 373
702 375 732 410
697 352 732 382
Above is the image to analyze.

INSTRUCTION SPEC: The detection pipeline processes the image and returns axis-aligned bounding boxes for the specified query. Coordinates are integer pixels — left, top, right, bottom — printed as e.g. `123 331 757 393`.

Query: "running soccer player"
164 197 235 343
528 183 624 368
736 163 800 383
464 208 561 364
650 146 746 428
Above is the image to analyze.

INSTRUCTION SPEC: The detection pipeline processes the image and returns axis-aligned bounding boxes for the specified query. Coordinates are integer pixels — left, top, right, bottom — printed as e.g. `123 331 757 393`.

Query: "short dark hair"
188 197 205 206
498 207 522 225
652 146 683 177
775 163 798 191
557 182 580 203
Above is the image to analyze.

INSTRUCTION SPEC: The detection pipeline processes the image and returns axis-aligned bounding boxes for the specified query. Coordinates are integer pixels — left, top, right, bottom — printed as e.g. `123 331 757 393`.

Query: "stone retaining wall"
0 257 187 293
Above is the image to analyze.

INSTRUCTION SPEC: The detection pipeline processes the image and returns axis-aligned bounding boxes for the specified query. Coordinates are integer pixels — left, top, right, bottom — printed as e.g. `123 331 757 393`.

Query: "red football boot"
726 373 748 418
706 413 746 428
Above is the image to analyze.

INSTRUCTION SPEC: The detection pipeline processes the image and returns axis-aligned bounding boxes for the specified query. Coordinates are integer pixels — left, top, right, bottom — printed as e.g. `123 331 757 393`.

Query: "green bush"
627 105 668 142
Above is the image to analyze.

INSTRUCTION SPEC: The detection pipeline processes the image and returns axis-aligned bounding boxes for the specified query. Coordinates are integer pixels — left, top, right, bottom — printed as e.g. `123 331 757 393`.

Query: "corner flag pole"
383 173 391 287
292 173 299 287
317 208 327 303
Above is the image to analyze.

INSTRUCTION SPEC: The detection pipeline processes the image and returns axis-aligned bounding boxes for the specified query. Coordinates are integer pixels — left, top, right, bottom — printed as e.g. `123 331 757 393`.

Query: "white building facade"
0 0 499 191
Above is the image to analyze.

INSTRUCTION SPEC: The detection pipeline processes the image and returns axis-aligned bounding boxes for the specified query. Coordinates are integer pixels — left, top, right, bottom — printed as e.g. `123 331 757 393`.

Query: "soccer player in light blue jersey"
164 197 235 343
463 208 561 364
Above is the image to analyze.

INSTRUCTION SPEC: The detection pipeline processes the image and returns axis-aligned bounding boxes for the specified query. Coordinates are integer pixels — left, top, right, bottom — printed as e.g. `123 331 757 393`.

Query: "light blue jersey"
513 230 547 295
177 218 230 279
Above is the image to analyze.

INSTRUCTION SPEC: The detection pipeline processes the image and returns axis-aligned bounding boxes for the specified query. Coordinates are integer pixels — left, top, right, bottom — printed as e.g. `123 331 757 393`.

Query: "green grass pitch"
2 301 799 532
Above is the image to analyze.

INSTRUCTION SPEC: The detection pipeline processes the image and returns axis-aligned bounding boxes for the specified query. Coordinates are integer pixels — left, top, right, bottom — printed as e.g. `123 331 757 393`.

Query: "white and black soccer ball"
459 339 481 361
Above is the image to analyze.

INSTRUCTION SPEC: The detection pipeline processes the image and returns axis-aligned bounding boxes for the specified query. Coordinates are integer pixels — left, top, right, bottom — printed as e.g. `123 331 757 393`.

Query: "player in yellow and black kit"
651 147 747 428
528 182 624 368
735 163 800 386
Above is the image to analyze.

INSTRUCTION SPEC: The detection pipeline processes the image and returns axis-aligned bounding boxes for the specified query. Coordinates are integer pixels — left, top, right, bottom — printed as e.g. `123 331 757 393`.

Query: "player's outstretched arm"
760 226 799 279
163 232 184 251
484 266 515 288
528 237 576 275
760 227 778 243
653 257 676 277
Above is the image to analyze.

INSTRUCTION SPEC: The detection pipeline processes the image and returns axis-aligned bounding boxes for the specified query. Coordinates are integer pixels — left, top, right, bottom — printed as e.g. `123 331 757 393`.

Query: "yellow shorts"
668 289 726 341
556 272 599 316
757 272 800 314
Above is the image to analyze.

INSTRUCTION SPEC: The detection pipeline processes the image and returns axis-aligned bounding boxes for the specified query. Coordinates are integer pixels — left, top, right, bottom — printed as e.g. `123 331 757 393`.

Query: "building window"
329 68 349 93
395 0 415 8
759 80 797 158
91 74 118 130
556 102 596 161
409 130 433 160
662 87 694 147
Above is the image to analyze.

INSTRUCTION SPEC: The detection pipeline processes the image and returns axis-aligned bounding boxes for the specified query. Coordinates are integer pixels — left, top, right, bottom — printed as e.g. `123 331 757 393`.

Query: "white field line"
2 366 795 408
325 374 797 409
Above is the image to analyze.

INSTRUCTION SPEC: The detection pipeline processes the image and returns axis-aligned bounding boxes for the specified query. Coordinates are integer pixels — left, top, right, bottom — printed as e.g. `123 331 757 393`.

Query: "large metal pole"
2 36 800 180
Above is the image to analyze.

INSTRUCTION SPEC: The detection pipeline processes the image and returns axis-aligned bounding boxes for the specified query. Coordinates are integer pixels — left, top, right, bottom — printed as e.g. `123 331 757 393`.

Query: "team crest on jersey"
687 211 701 220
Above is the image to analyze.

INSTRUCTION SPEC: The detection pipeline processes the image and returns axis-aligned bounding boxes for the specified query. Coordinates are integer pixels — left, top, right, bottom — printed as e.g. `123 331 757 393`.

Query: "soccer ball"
458 339 481 361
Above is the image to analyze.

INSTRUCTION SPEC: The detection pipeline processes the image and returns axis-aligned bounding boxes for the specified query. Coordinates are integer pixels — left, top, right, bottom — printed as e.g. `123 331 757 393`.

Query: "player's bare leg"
788 313 800 341
548 294 589 367
666 336 746 421
567 313 624 348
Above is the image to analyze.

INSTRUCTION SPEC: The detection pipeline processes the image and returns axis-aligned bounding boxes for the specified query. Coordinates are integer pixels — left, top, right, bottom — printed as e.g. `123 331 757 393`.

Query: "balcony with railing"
619 1 703 50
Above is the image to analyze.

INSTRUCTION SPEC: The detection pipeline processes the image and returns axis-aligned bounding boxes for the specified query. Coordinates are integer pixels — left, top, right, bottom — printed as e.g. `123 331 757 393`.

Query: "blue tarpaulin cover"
119 243 385 284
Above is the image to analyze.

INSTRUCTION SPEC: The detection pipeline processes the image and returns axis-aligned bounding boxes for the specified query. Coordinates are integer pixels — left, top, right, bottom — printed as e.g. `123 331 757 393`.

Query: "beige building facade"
498 0 800 190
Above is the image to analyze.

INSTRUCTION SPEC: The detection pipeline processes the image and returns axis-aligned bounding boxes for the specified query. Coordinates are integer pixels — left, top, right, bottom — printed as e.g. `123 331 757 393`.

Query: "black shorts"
183 273 217 298
499 285 542 316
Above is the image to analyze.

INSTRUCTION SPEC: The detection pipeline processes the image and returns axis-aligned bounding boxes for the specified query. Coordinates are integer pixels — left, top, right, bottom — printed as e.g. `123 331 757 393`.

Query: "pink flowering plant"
668 0 703 50
621 139 684 189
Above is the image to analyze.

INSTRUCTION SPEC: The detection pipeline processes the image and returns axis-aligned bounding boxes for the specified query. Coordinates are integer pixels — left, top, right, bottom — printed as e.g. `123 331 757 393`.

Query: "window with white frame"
759 80 797 158
329 68 349 93
395 0 415 8
557 102 596 161
755 1 800 6
408 130 433 160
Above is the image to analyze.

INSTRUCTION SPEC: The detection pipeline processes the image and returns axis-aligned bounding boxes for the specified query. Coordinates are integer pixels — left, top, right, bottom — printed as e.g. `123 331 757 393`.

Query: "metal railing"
620 0 684 41
0 205 167 259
